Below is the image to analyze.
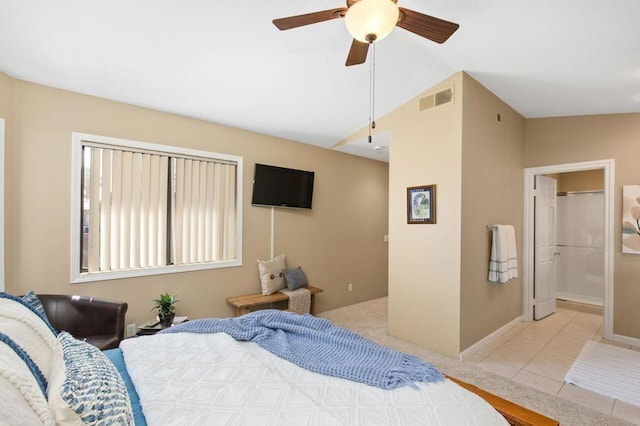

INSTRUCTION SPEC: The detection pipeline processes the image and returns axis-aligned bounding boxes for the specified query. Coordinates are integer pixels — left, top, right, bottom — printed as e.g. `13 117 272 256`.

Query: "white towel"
279 287 311 314
488 225 518 284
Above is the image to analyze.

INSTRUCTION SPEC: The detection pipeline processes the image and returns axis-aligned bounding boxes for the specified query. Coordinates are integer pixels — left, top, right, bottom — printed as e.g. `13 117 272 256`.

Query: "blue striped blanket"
159 309 443 390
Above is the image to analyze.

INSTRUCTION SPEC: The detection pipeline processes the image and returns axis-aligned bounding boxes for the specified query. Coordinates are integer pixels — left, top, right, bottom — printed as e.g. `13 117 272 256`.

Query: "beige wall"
460 74 525 350
342 73 464 357
2 74 389 329
0 73 11 118
526 114 640 338
387 73 463 357
341 72 526 356
557 170 604 192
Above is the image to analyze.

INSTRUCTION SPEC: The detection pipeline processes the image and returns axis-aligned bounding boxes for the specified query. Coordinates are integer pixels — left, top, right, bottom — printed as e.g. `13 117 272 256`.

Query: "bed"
0 292 556 425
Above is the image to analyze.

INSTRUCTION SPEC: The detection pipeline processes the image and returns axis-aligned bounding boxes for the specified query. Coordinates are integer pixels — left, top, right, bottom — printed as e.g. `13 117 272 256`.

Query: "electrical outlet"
126 323 137 338
348 283 353 292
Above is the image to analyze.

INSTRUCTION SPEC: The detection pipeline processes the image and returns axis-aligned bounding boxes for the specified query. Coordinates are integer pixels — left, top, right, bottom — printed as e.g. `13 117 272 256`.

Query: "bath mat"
564 340 640 407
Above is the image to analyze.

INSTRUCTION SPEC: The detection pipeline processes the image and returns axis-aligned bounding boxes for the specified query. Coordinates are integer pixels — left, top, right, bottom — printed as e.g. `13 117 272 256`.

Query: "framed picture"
407 185 436 224
622 184 640 254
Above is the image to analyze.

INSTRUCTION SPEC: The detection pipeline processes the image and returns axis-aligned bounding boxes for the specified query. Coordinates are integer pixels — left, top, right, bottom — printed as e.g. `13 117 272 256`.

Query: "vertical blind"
171 158 237 265
83 146 237 273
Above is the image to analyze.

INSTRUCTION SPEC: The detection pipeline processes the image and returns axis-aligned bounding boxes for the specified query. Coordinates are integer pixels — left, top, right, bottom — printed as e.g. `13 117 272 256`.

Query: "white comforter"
120 333 508 426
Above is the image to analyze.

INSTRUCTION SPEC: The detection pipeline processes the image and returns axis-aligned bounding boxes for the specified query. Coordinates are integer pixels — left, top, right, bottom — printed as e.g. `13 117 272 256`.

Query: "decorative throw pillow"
22 291 54 331
48 332 133 425
0 333 47 396
257 253 287 295
1 292 56 334
283 267 309 291
0 337 53 425
0 297 57 378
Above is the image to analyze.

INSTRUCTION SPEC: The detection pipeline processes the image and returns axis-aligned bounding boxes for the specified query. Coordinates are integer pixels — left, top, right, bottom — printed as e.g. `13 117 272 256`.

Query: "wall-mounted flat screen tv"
251 163 315 209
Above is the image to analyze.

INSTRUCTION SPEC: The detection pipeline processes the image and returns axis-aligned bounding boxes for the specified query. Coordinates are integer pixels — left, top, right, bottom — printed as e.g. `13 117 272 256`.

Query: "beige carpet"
319 297 634 426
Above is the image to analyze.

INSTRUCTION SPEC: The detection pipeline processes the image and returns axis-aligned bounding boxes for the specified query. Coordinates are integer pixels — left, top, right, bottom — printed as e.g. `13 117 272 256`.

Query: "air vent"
419 87 453 111
419 94 435 111
435 88 453 105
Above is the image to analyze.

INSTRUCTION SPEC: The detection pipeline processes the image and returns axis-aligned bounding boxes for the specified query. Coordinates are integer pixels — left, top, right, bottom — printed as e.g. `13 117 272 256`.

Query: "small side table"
136 323 163 336
136 317 188 336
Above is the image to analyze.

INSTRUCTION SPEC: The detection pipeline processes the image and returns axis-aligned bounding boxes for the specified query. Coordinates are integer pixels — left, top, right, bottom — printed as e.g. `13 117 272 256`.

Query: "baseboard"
459 316 523 362
556 292 603 307
557 299 603 315
609 332 640 348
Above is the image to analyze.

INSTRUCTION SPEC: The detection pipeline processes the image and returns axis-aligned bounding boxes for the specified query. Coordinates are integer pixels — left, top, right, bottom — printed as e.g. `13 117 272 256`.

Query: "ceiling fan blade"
396 7 459 44
345 39 369 66
273 8 347 30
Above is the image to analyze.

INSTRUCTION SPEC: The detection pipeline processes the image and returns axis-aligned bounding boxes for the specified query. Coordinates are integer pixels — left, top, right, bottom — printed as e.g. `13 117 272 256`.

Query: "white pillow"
48 332 133 425
257 253 287 295
0 339 54 425
0 297 57 378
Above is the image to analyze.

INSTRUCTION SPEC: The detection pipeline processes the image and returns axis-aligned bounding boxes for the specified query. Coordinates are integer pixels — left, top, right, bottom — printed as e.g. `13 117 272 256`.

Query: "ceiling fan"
273 0 459 66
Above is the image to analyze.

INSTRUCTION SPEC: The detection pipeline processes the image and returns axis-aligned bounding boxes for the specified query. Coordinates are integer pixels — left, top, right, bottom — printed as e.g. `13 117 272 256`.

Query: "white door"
534 175 557 320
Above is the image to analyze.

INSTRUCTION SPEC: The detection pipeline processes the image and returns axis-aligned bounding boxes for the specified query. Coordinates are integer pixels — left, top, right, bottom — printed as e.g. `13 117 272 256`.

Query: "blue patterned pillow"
283 266 309 290
48 332 133 425
21 291 55 331
0 332 47 396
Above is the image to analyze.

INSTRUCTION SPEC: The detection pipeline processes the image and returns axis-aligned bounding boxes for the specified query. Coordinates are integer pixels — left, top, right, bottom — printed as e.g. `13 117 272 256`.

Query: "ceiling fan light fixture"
344 0 399 44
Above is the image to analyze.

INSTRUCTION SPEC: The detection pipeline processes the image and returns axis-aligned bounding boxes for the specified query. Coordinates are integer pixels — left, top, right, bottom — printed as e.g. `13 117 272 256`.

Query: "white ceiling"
1 0 639 163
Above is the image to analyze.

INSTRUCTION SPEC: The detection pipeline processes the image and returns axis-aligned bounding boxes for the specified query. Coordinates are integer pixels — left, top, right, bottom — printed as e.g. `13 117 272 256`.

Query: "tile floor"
463 307 640 425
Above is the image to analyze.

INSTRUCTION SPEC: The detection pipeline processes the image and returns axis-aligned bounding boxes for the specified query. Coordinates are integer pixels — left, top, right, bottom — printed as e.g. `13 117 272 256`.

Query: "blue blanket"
159 310 443 390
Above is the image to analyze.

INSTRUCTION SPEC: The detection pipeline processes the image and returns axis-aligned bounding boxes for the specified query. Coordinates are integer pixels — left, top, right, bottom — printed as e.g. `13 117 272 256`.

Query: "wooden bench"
226 286 323 317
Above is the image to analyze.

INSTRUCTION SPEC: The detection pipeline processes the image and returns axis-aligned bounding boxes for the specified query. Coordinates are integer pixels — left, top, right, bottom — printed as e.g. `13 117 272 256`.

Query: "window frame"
70 132 243 284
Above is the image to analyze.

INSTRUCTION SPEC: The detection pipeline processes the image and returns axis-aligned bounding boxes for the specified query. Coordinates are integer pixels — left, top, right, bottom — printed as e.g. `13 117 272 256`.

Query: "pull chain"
368 42 376 143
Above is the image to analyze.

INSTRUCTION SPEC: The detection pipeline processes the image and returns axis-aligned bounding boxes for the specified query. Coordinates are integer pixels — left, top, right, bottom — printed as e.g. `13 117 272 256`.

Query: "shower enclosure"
555 191 604 306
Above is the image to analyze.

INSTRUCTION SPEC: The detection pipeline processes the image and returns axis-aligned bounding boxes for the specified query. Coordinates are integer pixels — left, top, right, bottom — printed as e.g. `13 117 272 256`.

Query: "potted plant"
153 293 179 328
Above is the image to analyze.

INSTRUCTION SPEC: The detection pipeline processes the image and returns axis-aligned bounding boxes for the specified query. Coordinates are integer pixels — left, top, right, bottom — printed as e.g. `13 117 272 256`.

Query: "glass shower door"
556 192 604 306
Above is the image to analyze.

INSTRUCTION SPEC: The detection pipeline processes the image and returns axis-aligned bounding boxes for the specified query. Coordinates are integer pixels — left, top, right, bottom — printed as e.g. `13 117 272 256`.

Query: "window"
71 133 243 283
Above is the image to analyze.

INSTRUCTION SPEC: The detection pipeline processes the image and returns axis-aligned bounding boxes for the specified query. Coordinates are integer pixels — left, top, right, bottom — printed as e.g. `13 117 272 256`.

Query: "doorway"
523 159 614 340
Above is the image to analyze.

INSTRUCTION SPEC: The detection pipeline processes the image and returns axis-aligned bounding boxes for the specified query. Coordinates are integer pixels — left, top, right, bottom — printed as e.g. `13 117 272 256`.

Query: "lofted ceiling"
1 0 639 163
